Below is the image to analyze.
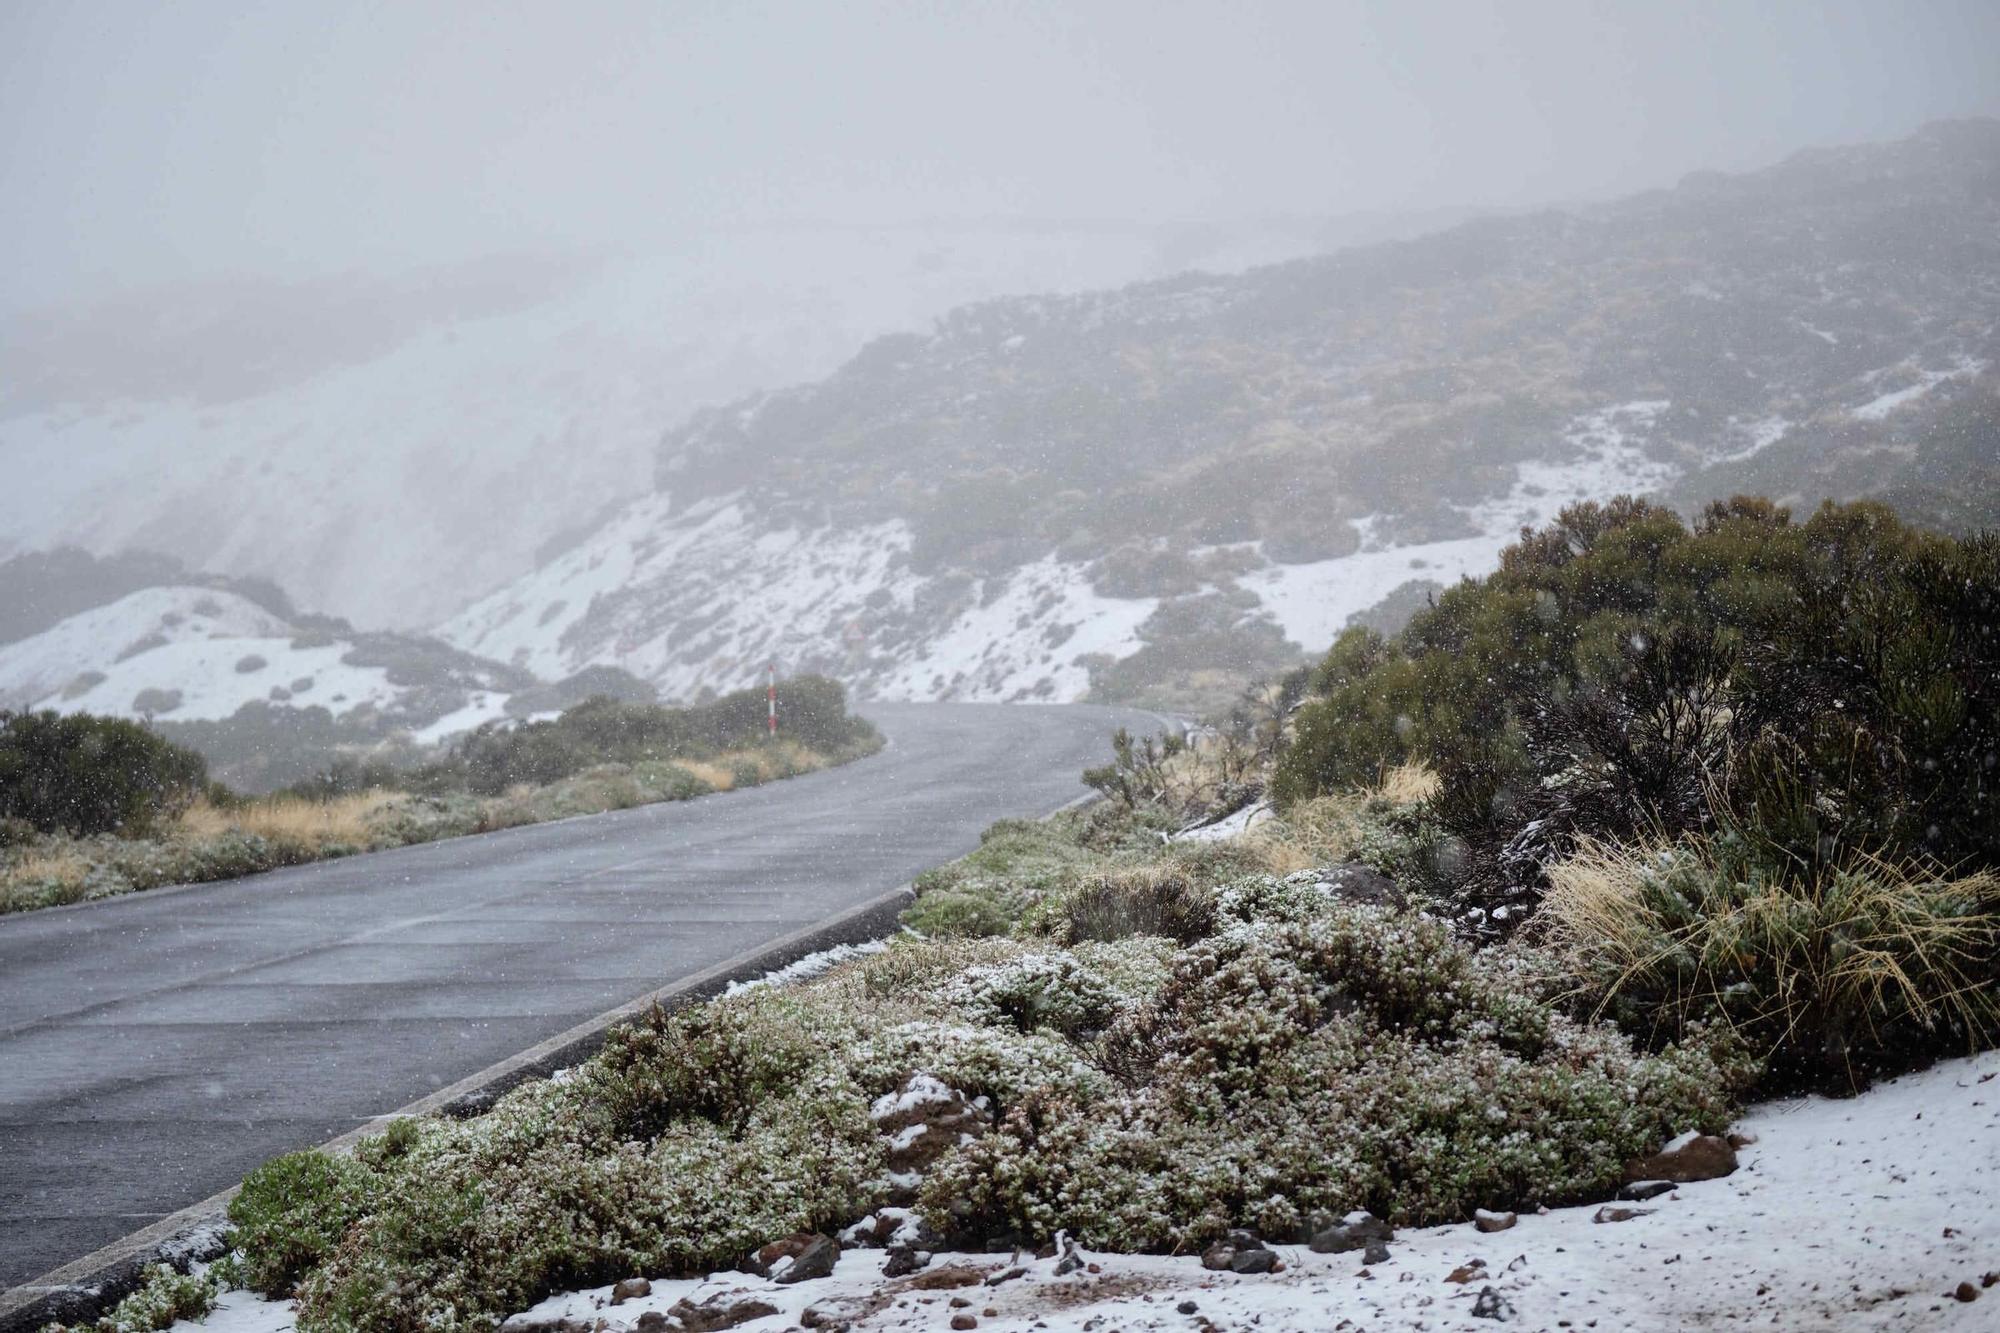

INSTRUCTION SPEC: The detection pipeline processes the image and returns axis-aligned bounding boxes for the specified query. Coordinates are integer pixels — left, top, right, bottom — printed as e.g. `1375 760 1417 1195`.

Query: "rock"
1471 1286 1516 1321
778 1235 840 1284
744 1231 816 1277
882 1245 930 1278
1473 1210 1517 1233
1593 1205 1651 1224
635 1316 668 1333
871 1073 993 1180
1230 1247 1278 1275
1054 1234 1086 1276
985 1264 1027 1286
1201 1243 1234 1271
801 1294 888 1330
1622 1132 1738 1184
1985 1271 2000 1288
1954 1282 1981 1303
1363 1240 1391 1266
1618 1180 1676 1201
1177 1300 1200 1315
1727 1129 1758 1149
900 1263 988 1290
1317 862 1405 908
1310 1210 1395 1253
666 1294 782 1332
609 1277 651 1304
951 1316 979 1331
1447 1261 1487 1284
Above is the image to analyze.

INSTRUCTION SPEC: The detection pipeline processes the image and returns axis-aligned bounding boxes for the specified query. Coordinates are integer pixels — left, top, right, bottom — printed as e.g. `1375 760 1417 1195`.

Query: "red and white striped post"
766 662 777 740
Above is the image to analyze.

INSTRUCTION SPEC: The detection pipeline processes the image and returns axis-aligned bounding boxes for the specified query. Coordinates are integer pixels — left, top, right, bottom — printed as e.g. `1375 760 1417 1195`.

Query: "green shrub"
229 1149 379 1298
38 1260 224 1332
1274 499 2000 916
0 710 209 836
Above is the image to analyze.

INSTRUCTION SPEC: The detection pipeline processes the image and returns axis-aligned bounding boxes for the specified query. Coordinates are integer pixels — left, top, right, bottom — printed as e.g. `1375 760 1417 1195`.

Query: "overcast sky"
4 0 1997 313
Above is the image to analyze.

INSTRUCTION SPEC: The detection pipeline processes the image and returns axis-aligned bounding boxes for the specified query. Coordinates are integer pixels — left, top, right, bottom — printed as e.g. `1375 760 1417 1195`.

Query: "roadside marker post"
767 662 777 740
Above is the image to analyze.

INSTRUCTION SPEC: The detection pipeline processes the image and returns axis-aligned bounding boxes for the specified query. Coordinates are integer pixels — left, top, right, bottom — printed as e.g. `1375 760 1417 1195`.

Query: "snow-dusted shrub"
921 907 1748 1250
39 1260 226 1332
945 951 1124 1037
229 1148 380 1298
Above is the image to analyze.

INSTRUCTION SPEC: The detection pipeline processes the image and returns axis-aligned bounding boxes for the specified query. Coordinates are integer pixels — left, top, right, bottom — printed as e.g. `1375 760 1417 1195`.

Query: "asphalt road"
0 702 1151 1291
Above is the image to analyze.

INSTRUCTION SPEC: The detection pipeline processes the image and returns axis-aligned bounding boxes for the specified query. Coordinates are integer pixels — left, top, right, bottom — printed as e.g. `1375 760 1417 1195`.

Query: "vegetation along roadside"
0 675 881 915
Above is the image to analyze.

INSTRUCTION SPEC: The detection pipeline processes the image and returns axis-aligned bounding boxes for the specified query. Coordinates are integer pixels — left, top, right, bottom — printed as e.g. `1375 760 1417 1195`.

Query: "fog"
5 0 1997 313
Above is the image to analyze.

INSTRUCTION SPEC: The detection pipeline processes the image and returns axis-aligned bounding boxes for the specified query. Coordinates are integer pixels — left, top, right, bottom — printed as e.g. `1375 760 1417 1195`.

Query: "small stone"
951 1296 973 1308
609 1277 651 1304
951 1317 979 1331
666 1295 782 1332
1622 1133 1737 1184
1054 1236 1086 1276
1177 1300 1201 1315
1471 1286 1516 1321
882 1245 929 1278
1984 1272 2000 1288
1447 1261 1488 1284
1954 1282 1981 1303
985 1264 1027 1286
1618 1180 1676 1201
1200 1243 1236 1272
1362 1240 1391 1266
1593 1205 1651 1224
1474 1210 1517 1233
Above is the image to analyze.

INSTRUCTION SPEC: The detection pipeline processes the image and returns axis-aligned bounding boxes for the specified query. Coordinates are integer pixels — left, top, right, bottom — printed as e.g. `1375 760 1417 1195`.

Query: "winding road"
0 702 1150 1296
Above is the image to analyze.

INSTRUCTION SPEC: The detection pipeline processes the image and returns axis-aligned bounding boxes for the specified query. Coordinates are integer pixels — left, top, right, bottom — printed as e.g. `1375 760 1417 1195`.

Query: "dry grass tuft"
1247 763 1438 875
1539 833 2000 1087
7 847 91 895
177 792 398 849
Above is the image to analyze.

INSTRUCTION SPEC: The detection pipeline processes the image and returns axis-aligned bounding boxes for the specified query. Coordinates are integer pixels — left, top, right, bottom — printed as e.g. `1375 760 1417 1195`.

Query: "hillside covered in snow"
446 121 2000 711
1 222 1358 630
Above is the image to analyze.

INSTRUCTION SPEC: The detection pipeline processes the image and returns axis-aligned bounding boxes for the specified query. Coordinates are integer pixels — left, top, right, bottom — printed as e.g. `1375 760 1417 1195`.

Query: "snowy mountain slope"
0 583 524 733
1 224 1350 631
448 123 2000 709
444 400 1684 702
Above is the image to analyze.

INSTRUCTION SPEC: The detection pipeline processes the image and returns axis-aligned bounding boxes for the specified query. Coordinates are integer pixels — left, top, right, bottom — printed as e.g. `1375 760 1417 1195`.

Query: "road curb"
0 882 916 1330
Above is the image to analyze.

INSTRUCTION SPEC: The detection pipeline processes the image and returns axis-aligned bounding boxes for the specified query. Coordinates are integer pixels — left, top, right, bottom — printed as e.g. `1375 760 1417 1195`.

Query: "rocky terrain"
445 120 2000 712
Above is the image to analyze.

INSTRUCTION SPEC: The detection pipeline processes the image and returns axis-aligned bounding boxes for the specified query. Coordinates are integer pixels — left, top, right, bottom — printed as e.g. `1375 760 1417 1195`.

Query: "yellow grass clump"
1248 762 1438 875
176 791 399 850
1538 832 2000 1087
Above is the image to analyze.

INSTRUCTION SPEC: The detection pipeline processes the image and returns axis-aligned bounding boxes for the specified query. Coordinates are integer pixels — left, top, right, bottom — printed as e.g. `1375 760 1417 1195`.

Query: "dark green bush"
0 710 209 836
1274 498 2000 915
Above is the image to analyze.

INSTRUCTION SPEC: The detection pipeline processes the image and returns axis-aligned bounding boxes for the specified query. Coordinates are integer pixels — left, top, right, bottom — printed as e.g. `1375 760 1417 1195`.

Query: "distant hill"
445 121 2000 713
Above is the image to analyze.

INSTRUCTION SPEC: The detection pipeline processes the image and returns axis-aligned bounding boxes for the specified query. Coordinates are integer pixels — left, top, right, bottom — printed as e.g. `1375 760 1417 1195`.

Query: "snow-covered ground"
167 1046 2000 1332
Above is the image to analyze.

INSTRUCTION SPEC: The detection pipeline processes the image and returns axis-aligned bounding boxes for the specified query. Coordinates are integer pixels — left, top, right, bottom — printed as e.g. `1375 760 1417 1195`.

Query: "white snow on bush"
168 1047 2000 1332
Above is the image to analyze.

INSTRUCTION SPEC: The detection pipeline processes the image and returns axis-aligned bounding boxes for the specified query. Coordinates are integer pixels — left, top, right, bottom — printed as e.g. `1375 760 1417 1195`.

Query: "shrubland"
55 495 1999 1330
199 785 1748 1332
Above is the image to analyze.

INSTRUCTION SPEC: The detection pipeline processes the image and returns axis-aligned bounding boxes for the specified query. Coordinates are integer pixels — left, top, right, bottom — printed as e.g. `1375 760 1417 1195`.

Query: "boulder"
609 1277 651 1304
1622 1132 1737 1184
1473 1210 1517 1233
1310 1210 1394 1254
743 1231 839 1283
